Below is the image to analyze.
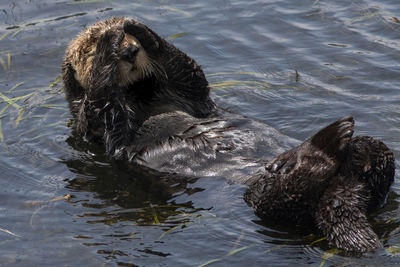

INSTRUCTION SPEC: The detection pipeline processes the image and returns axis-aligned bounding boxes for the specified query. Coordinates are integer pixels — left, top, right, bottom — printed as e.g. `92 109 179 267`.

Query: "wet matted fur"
62 17 395 253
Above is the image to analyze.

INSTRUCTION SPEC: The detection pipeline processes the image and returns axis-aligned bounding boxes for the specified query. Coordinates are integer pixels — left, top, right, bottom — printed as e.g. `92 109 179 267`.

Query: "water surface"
1 0 400 266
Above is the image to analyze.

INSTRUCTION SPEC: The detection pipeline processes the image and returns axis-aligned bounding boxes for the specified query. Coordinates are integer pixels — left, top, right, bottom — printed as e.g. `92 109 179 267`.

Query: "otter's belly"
128 110 299 183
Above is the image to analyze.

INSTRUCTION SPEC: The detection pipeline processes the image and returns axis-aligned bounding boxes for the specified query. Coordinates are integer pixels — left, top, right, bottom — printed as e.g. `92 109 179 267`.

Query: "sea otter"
62 17 395 253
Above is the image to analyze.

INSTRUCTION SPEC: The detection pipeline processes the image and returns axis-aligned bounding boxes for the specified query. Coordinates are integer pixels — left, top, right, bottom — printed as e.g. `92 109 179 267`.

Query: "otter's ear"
311 116 354 158
123 19 160 51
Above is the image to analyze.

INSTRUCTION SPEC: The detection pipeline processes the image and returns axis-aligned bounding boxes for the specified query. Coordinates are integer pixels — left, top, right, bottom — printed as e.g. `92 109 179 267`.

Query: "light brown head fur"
63 17 162 92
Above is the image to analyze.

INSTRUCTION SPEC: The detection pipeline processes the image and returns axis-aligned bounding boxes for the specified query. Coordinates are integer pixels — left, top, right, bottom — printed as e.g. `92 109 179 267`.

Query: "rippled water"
1 0 400 266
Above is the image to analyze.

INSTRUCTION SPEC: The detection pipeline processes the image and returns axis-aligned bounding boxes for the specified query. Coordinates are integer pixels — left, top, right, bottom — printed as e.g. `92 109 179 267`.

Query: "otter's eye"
120 44 139 63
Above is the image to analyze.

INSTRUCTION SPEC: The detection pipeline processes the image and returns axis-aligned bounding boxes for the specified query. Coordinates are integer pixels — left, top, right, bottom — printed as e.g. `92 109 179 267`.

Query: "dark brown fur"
244 117 395 252
62 17 395 253
62 17 215 156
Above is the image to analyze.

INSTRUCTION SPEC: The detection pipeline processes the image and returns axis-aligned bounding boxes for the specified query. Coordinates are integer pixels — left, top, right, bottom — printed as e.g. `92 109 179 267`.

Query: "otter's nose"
121 45 139 63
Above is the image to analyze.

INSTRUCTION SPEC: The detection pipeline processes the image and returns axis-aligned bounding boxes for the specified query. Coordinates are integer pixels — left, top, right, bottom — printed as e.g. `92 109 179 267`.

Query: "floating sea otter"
62 17 395 253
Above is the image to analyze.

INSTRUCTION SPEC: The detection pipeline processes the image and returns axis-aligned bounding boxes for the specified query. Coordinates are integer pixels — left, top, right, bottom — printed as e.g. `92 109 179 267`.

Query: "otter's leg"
315 177 381 252
246 117 356 223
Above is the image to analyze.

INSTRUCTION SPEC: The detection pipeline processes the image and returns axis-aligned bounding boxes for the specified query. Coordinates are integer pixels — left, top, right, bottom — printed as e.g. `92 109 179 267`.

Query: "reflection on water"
1 0 400 266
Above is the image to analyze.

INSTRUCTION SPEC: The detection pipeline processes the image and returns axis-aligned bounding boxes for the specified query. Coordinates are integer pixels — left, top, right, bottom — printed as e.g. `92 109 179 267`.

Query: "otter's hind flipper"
315 177 381 252
311 116 354 158
247 117 357 225
267 116 354 175
342 136 395 210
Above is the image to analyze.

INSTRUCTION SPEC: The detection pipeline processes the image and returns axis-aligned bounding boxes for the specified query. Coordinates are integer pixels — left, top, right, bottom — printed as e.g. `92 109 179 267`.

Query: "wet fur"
62 17 215 156
62 17 395 253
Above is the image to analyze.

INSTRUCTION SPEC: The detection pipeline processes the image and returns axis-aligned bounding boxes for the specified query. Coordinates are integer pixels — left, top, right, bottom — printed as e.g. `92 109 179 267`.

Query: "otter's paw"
94 28 125 65
89 29 125 91
123 19 159 51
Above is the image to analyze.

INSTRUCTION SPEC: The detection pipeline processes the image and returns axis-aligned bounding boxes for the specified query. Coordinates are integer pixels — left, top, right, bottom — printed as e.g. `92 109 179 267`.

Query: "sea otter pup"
62 17 395 253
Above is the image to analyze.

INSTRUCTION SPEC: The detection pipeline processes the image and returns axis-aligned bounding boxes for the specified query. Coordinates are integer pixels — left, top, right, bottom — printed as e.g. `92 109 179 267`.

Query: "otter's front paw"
95 28 125 65
123 19 159 51
89 29 124 91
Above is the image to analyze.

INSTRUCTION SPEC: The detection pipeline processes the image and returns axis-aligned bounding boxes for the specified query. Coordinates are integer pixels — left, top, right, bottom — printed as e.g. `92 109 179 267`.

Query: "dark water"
0 0 400 266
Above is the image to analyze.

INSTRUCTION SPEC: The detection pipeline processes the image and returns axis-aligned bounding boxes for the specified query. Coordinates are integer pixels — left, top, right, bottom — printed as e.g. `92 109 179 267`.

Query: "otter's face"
117 33 156 87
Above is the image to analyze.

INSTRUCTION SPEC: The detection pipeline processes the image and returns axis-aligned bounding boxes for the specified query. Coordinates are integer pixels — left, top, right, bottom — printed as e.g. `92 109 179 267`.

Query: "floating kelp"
208 71 268 79
0 75 66 144
349 11 387 25
49 75 61 88
167 32 189 40
210 80 271 90
309 236 327 246
0 119 4 144
159 6 191 17
0 31 11 41
11 28 24 38
0 227 21 238
198 231 251 267
16 108 25 126
208 71 305 91
40 105 67 111
387 244 400 254
0 57 7 72
0 52 11 72
318 248 339 267
25 194 71 207
8 82 24 92
198 259 221 267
